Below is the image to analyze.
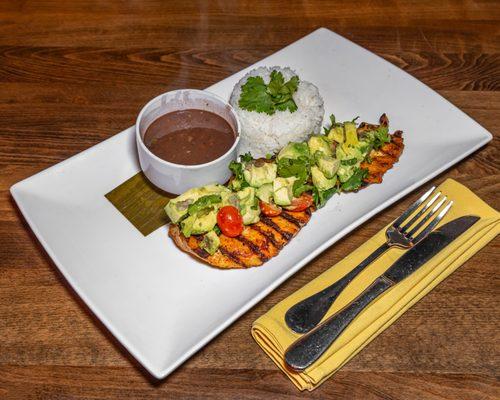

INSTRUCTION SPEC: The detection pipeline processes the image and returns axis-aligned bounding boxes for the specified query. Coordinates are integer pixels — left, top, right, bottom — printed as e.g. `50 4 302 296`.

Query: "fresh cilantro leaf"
240 152 253 163
341 168 368 191
277 156 310 182
275 98 298 113
267 70 285 96
312 186 338 208
228 161 249 190
187 195 221 215
277 155 313 197
238 76 275 115
341 158 358 166
283 75 299 95
293 181 313 197
239 70 299 115
229 160 243 179
372 126 390 149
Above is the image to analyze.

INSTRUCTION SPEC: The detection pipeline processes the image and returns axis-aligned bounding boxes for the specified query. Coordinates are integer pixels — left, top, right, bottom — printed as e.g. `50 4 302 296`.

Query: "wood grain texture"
0 1 498 398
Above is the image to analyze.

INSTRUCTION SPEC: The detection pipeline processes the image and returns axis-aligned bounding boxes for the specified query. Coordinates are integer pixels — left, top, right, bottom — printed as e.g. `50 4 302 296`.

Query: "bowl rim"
135 88 241 170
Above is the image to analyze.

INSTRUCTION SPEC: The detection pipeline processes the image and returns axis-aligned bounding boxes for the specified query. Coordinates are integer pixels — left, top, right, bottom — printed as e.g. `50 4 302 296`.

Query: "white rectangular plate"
11 28 492 379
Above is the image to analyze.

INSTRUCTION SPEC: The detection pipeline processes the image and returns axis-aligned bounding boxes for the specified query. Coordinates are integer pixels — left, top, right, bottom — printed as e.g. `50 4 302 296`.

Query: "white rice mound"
230 66 324 158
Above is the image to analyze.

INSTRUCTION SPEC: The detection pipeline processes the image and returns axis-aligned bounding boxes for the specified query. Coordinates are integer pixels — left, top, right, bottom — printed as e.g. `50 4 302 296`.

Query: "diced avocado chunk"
337 165 355 183
199 231 220 255
242 205 260 225
243 162 277 188
187 194 222 216
256 183 274 204
237 186 255 203
221 191 240 209
237 187 260 225
316 154 340 179
165 201 188 224
277 142 310 161
308 135 333 157
311 165 336 191
165 184 229 223
273 177 296 206
327 126 344 143
336 145 364 183
228 178 243 191
357 140 372 158
337 142 363 163
344 122 359 147
180 209 218 237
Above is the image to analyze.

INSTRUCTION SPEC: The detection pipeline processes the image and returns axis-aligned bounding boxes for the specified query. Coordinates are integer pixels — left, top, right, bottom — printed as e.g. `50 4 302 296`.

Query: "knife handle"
285 276 393 371
285 242 390 333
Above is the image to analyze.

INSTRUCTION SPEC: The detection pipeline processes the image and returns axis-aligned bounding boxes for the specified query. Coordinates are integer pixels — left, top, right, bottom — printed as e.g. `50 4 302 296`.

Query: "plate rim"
10 27 493 379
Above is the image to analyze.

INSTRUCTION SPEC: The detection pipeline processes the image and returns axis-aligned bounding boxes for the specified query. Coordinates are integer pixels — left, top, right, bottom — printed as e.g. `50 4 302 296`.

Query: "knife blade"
285 215 480 371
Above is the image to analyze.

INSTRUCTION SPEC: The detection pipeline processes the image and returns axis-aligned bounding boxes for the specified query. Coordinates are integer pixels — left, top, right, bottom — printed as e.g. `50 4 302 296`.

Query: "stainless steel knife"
284 215 480 371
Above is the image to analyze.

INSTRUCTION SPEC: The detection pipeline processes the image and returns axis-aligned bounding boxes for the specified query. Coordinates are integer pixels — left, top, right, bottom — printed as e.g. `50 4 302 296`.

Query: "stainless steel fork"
285 186 453 333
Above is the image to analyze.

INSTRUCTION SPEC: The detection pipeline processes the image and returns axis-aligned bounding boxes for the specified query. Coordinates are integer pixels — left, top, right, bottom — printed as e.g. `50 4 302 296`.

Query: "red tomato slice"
285 193 313 212
217 206 244 237
259 200 282 217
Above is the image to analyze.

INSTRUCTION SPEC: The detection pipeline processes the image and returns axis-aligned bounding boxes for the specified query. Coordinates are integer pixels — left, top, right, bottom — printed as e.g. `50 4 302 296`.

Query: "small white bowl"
136 89 241 194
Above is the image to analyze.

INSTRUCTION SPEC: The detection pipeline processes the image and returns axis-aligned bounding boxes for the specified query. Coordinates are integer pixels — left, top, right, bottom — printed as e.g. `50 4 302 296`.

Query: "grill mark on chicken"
235 235 268 262
282 210 311 225
253 221 287 248
193 247 210 259
252 224 281 248
260 216 293 240
362 130 404 184
270 215 300 236
218 246 246 267
191 236 210 259
279 211 302 228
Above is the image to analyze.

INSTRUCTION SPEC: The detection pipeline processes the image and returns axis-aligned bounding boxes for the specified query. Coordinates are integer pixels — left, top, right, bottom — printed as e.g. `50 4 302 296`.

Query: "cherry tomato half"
217 206 244 237
259 200 282 217
285 193 314 212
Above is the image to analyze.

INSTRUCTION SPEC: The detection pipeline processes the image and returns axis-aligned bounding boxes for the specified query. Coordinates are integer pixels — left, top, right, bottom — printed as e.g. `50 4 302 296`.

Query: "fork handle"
284 242 389 333
285 276 393 371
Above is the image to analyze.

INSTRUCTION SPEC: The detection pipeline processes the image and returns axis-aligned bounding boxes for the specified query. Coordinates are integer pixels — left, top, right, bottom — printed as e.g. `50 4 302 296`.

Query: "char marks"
362 130 404 184
218 246 246 268
236 234 269 263
252 224 281 248
260 216 293 240
279 211 302 228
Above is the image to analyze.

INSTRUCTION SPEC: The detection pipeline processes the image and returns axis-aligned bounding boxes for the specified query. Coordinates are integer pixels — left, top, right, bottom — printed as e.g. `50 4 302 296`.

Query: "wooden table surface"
1 1 498 399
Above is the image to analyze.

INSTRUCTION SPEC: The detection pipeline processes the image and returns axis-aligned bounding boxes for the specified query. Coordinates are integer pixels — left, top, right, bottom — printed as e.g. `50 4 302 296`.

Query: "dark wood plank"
0 0 498 398
0 366 499 400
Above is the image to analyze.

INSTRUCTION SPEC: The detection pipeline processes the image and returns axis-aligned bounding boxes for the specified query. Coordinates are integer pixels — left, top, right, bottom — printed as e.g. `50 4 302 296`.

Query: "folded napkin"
251 179 499 391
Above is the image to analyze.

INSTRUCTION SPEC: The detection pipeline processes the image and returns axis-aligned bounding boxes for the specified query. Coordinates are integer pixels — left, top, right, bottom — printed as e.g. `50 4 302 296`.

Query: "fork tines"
394 186 453 244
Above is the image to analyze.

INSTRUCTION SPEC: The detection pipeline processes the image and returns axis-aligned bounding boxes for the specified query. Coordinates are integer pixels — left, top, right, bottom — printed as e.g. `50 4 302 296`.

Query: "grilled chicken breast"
358 113 405 184
169 114 404 269
169 209 312 269
361 130 404 184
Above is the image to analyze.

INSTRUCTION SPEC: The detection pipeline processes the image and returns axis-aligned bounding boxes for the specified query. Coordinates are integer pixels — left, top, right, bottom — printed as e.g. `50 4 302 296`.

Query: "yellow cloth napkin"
251 179 499 391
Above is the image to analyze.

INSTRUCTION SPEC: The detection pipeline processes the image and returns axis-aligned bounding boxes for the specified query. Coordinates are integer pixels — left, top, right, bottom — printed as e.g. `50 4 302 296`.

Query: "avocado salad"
165 114 393 256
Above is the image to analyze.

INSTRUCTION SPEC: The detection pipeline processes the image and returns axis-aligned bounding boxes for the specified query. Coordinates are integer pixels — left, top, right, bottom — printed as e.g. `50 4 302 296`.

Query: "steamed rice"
229 66 324 158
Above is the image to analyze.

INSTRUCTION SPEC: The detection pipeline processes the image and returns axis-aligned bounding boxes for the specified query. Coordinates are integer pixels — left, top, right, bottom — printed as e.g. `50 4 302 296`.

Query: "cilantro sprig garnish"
238 70 299 115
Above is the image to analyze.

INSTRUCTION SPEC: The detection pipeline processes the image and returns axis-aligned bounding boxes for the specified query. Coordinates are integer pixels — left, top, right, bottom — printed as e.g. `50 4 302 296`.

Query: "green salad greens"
238 70 299 115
